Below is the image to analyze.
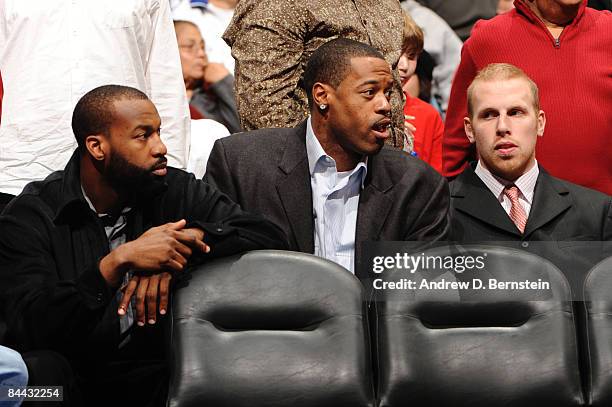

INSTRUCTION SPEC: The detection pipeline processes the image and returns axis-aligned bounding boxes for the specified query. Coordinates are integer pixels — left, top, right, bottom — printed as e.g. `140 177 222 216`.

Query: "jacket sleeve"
0 200 116 354
442 39 478 178
203 138 240 202
222 0 308 130
208 75 242 134
404 170 450 243
169 169 289 259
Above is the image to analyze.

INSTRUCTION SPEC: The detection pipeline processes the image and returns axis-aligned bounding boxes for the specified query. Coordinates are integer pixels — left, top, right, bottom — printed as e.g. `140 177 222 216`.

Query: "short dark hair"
71 85 149 148
303 38 386 109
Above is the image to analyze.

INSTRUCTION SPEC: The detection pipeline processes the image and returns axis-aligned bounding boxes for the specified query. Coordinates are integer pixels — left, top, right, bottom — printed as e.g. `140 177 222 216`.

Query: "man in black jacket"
0 85 287 406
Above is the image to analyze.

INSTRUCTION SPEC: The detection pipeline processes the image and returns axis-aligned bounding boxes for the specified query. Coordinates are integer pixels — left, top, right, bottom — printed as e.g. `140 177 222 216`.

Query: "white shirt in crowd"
171 0 236 73
0 0 190 196
187 118 230 178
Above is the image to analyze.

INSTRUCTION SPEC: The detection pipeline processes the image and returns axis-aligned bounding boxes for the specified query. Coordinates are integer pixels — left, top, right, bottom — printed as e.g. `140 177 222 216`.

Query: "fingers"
135 276 151 327
146 274 161 325
165 219 187 231
159 272 172 316
175 229 210 254
118 276 139 316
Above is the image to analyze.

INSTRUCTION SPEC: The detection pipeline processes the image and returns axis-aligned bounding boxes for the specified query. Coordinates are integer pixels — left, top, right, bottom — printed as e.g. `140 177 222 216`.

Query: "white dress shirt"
0 0 190 195
306 118 367 274
172 0 236 73
474 160 540 218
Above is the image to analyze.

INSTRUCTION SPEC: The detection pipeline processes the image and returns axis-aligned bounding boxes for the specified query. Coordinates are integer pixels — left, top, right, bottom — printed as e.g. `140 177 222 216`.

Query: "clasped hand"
113 219 208 326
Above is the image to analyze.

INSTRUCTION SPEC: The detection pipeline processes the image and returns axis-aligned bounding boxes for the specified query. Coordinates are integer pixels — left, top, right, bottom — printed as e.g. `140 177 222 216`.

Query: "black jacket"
0 150 288 363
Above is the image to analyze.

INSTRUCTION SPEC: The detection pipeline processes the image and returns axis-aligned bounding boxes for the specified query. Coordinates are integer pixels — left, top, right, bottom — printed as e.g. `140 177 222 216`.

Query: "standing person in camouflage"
223 0 410 150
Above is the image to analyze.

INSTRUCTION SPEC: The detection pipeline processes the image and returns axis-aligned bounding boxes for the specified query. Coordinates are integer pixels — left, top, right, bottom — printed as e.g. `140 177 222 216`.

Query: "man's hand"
100 219 209 287
118 272 172 326
111 221 209 324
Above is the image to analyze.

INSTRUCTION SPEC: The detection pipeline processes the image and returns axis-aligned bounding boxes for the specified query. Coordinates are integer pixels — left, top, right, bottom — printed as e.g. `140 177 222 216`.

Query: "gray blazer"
204 120 450 279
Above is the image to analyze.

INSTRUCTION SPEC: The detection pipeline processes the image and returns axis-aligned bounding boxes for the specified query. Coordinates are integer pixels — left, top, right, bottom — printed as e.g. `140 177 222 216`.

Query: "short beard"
105 153 167 203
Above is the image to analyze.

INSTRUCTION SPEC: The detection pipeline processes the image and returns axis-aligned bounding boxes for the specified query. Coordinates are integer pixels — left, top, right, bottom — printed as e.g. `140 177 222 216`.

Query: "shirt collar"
305 117 368 187
474 160 539 204
190 0 208 9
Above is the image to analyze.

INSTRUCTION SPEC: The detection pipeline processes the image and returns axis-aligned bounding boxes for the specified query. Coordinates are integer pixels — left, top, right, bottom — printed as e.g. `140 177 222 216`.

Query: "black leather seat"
168 250 374 407
583 256 612 407
373 245 583 407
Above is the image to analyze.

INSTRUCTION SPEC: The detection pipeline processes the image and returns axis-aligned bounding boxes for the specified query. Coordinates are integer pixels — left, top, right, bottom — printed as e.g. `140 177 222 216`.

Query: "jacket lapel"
523 169 571 238
451 166 522 237
355 153 394 280
275 121 314 253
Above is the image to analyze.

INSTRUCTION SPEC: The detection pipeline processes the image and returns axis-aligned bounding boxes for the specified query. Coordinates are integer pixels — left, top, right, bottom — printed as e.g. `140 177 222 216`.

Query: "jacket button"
521 241 529 248
216 227 223 233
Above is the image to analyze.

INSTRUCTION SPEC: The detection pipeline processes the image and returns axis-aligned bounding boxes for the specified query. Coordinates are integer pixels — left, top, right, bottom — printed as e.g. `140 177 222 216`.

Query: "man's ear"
536 110 546 137
85 134 107 161
464 117 476 144
312 82 331 110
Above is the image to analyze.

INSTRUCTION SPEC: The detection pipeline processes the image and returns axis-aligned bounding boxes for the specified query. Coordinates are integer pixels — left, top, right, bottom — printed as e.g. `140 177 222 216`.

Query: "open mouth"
372 119 392 139
495 142 518 156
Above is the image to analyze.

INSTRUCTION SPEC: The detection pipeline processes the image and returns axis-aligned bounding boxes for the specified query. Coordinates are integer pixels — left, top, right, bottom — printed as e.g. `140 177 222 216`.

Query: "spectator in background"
443 0 612 195
174 20 240 133
401 0 462 113
223 0 410 151
172 0 237 73
174 20 236 178
0 0 190 210
399 13 444 173
413 0 498 41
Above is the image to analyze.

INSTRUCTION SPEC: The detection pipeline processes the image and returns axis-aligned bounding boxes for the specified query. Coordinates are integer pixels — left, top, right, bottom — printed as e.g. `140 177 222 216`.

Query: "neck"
80 156 122 215
311 115 362 172
208 0 236 10
526 1 579 35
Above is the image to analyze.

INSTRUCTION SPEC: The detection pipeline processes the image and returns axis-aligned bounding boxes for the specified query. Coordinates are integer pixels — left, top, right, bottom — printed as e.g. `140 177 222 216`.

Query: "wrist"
99 246 130 287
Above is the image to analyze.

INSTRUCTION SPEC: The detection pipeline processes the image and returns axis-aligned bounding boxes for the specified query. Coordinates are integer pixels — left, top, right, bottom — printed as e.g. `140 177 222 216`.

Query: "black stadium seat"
167 250 375 407
373 245 584 407
583 256 612 407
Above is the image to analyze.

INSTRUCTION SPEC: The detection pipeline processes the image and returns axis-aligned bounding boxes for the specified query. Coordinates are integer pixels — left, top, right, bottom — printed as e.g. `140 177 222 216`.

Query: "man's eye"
509 109 524 116
384 89 393 98
363 89 374 96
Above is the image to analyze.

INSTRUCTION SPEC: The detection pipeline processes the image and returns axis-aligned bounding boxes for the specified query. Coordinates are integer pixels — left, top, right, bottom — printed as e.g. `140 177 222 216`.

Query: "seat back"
374 245 583 407
584 256 612 406
168 250 374 407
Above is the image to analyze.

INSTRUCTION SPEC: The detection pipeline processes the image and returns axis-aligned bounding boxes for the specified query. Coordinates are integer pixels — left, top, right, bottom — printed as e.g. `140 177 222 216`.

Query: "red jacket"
443 0 612 195
404 93 444 173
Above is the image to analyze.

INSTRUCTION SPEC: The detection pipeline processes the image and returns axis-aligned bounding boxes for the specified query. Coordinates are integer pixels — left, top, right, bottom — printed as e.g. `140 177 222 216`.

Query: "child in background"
399 12 444 173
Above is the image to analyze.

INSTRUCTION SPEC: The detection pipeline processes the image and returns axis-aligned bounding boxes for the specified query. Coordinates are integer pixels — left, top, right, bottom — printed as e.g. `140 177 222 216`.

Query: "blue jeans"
0 346 28 406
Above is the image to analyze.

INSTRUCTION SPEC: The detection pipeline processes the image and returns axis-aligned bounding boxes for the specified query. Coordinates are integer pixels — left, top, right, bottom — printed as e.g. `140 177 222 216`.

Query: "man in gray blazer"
205 38 449 280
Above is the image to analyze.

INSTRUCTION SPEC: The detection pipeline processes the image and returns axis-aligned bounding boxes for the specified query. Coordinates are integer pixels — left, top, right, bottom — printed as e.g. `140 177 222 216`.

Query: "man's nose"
152 133 167 157
376 93 392 116
496 114 510 135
